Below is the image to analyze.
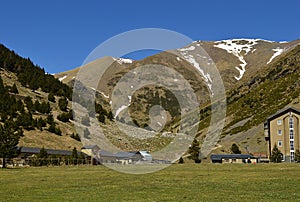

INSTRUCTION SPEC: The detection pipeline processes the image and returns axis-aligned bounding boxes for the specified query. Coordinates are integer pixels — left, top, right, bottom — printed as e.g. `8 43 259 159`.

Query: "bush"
295 150 300 163
54 126 62 136
47 123 61 136
47 114 54 125
70 133 80 141
270 144 283 163
48 92 55 102
10 83 18 94
57 112 72 122
98 113 105 124
58 97 68 111
231 143 241 154
188 139 201 163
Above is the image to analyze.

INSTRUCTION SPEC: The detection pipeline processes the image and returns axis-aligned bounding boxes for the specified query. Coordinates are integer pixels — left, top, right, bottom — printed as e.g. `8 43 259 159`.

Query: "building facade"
264 107 300 162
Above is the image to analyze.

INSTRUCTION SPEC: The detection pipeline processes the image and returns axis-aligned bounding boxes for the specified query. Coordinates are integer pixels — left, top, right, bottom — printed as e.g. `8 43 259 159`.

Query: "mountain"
55 38 300 155
217 43 300 154
56 39 300 90
2 37 299 157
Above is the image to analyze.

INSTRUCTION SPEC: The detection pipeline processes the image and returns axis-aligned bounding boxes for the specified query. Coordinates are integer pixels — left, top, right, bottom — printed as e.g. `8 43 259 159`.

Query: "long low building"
99 150 153 164
210 154 257 164
19 147 83 157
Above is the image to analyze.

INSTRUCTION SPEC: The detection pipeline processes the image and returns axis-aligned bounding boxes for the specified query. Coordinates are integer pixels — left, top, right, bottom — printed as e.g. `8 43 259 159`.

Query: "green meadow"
1 163 300 201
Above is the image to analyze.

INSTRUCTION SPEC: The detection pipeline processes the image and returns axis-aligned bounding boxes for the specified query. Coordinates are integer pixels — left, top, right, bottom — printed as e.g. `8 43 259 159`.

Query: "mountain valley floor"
1 163 299 201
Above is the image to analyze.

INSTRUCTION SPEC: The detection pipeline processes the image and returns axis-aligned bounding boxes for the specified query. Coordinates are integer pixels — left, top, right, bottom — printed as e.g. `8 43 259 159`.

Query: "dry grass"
0 163 300 201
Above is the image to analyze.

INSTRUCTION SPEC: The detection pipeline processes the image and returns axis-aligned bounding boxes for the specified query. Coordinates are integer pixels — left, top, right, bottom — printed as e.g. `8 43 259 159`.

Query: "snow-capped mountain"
54 38 300 154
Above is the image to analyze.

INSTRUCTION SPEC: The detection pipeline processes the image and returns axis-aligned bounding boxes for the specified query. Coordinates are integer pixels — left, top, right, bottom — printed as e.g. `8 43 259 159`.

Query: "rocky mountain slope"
56 38 300 156
2 38 299 156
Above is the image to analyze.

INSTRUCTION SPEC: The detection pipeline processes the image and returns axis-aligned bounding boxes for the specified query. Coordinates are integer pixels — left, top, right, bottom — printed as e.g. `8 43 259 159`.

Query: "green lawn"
1 163 300 201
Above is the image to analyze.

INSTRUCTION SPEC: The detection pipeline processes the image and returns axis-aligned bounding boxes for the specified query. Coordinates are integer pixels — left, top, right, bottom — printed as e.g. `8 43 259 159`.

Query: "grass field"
1 163 300 201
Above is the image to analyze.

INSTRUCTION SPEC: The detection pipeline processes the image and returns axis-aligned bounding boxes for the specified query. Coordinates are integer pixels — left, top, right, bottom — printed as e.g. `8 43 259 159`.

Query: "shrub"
231 143 241 154
270 144 283 163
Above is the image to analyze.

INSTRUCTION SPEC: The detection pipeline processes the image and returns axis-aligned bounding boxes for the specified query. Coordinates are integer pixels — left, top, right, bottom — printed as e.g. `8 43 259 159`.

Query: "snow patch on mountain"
179 45 213 94
214 39 258 80
179 46 195 51
100 91 110 99
59 75 67 81
114 105 128 118
267 47 284 64
114 58 133 64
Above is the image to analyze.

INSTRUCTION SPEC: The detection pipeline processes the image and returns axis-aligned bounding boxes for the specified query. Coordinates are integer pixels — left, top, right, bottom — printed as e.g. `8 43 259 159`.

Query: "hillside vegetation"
206 45 300 153
0 44 112 151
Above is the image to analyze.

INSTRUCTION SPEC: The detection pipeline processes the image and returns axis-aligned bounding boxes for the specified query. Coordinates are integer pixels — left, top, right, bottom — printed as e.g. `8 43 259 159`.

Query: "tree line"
0 44 72 99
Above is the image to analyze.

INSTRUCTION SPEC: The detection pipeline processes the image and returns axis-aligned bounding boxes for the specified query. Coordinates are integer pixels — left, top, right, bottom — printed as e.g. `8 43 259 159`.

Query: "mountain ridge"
1 38 300 156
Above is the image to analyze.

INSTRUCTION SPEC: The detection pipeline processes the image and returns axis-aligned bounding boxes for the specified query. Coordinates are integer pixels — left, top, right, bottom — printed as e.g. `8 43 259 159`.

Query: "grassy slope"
0 164 300 201
209 45 300 154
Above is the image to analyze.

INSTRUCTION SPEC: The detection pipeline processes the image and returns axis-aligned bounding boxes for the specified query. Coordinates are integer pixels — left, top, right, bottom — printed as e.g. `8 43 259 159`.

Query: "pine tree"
48 92 55 103
188 139 201 163
57 112 70 122
0 120 23 168
107 111 114 121
37 147 48 166
17 112 34 130
231 143 241 154
270 144 283 163
47 114 54 125
54 126 62 136
58 97 68 111
72 147 78 165
70 133 80 141
98 113 105 124
47 123 56 133
24 96 34 112
29 79 39 92
10 83 18 94
178 157 184 164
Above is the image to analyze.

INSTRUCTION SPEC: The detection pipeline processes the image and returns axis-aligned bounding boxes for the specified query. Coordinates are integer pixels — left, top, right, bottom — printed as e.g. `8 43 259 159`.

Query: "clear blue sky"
0 0 299 73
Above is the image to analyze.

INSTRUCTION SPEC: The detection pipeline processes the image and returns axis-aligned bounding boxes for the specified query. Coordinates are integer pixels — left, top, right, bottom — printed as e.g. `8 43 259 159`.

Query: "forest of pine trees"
0 43 115 167
0 44 72 99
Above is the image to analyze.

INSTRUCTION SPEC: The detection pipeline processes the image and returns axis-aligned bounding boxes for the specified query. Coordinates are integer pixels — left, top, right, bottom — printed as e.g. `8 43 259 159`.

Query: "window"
277 119 282 125
289 117 293 129
278 140 282 147
290 130 294 140
278 130 282 135
290 141 294 151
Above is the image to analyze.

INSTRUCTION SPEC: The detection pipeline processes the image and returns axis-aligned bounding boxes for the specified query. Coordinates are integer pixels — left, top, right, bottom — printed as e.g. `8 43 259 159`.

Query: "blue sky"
0 0 299 73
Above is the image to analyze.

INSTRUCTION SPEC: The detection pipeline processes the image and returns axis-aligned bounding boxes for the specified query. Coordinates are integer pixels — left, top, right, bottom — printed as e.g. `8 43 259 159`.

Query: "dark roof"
210 154 256 161
99 150 143 159
82 145 99 149
115 152 136 159
267 107 300 122
19 147 83 156
99 150 115 157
